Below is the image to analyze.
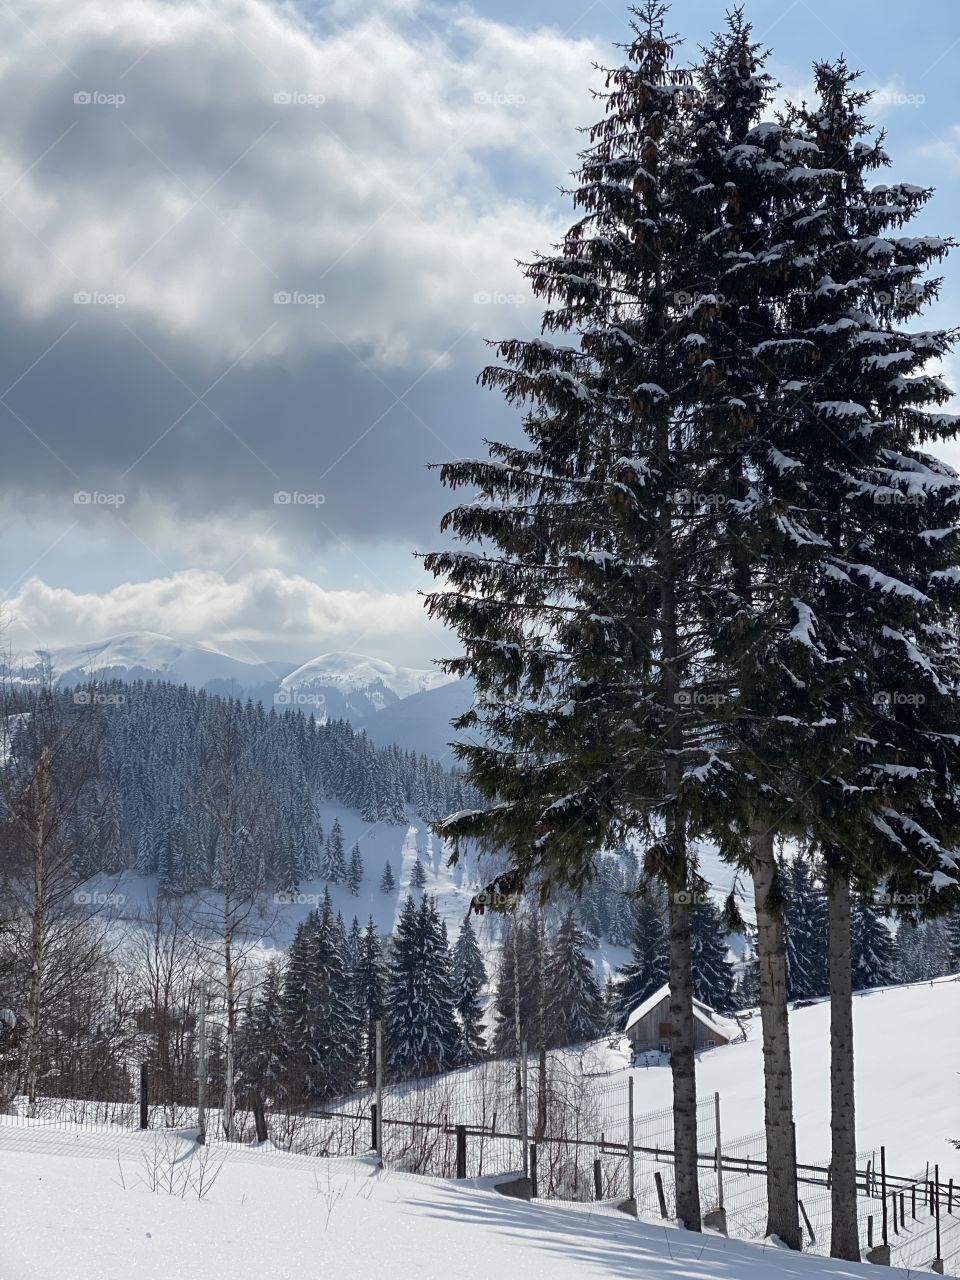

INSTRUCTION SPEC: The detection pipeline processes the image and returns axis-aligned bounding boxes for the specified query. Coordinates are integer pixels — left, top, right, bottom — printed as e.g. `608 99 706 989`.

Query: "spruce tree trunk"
828 876 859 1260
668 891 701 1231
751 822 801 1249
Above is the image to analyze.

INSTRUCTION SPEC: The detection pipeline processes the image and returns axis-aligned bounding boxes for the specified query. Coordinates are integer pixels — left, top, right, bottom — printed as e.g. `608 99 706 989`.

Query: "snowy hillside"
0 1122 912 1280
8 631 294 692
6 633 465 751
281 651 454 701
606 976 960 1180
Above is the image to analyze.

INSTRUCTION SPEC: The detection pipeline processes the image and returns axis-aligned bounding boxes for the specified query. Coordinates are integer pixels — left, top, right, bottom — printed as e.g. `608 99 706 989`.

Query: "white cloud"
3 568 448 665
0 0 603 367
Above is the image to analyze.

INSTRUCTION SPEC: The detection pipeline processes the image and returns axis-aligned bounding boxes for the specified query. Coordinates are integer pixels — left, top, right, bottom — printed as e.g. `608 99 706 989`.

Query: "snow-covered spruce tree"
613 883 668 1022
490 910 544 1057
379 860 396 893
384 895 459 1077
353 918 386 1086
685 51 960 1257
324 819 347 884
545 910 606 1046
410 858 428 891
851 900 897 989
690 897 736 1012
424 5 733 1231
243 960 287 1102
451 914 487 993
947 910 960 973
781 61 960 1259
452 918 487 1066
348 843 364 896
282 904 360 1101
782 855 828 1000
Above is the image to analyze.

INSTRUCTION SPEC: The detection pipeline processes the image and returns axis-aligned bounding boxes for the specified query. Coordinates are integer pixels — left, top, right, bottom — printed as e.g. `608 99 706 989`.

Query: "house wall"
626 995 729 1051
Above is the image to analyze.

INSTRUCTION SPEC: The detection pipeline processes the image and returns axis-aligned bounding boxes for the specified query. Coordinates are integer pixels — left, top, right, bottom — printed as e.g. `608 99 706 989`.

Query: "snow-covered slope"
11 631 294 692
0 1120 911 1280
609 976 960 1180
7 633 464 752
281 651 454 702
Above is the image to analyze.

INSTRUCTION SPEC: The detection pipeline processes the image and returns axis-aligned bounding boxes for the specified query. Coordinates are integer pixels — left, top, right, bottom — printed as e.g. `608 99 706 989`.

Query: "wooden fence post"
593 1158 603 1201
530 1142 537 1199
455 1125 467 1180
139 1063 148 1130
881 1147 888 1248
654 1171 668 1219
935 1166 942 1267
370 1103 378 1151
251 1089 268 1143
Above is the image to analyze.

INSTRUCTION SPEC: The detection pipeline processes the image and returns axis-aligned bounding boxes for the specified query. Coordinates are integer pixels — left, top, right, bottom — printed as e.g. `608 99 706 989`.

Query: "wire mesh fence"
3 1000 958 1270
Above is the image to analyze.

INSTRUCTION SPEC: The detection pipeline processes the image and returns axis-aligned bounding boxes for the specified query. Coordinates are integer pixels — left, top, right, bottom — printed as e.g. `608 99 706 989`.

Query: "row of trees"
425 2 960 1258
0 679 478 897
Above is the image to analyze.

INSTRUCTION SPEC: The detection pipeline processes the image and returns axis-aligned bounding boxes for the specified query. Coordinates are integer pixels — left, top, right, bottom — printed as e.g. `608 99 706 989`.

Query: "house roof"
624 983 739 1042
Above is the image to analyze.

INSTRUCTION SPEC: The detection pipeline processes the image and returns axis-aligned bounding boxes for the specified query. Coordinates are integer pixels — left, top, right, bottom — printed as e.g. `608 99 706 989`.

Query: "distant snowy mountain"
361 676 475 760
27 632 294 692
278 651 455 720
6 632 466 754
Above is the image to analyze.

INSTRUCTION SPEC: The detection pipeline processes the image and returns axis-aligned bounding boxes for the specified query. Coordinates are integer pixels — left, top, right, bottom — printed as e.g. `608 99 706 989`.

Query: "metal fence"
3 1006 958 1271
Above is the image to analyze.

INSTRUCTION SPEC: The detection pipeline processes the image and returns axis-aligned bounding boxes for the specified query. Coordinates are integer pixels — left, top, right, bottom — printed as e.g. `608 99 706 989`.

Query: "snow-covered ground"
610 976 960 1180
0 1118 924 1280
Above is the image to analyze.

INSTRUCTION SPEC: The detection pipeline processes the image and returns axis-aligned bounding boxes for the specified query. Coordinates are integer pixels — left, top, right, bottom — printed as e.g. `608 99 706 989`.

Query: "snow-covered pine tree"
353 918 386 1086
410 858 427 891
424 4 727 1231
544 910 605 1046
451 914 487 992
851 901 897 990
379 860 396 893
613 884 668 1023
348 843 364 896
324 819 347 884
782 856 828 1000
689 898 736 1013
490 910 545 1057
384 895 458 1077
947 911 960 974
663 45 960 1253
451 915 488 1065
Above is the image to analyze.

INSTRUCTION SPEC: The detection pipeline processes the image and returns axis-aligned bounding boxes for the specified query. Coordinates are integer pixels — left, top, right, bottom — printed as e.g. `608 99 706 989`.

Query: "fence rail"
3 1017 958 1269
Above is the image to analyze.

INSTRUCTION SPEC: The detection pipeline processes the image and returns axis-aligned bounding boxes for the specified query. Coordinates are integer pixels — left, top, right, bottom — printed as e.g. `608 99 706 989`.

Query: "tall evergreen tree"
545 911 605 1046
690 898 736 1013
348 843 364 896
614 885 668 1022
851 902 897 990
354 918 386 1086
379 860 396 893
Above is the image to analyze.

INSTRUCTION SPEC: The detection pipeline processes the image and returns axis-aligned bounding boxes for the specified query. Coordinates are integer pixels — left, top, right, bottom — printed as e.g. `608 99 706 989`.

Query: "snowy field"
611 976 960 1180
0 1119 925 1280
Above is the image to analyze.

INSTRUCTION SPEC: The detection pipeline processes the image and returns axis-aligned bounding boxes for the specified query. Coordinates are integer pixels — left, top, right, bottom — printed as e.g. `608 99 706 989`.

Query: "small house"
624 984 736 1055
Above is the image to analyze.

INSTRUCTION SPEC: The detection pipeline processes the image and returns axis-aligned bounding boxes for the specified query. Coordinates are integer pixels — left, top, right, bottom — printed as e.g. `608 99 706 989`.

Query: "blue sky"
0 0 957 666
